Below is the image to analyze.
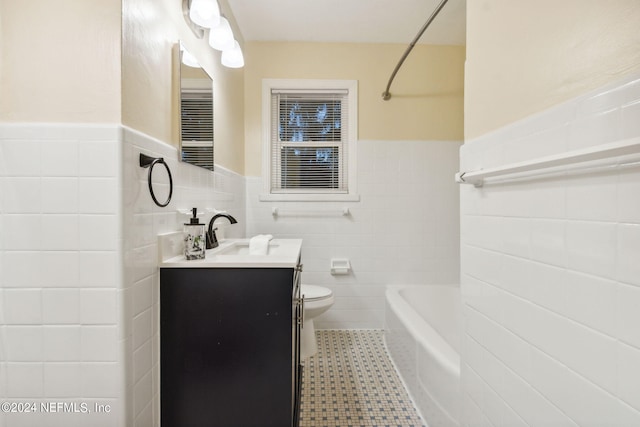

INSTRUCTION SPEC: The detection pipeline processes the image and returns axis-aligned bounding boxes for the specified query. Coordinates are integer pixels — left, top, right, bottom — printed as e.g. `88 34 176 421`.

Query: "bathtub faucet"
206 213 238 249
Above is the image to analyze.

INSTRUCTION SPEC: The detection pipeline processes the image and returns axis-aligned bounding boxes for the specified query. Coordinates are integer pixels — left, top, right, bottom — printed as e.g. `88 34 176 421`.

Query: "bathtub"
384 285 461 427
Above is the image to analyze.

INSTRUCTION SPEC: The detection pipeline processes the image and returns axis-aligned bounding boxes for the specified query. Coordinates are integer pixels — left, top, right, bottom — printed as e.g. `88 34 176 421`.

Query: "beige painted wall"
465 0 640 139
243 42 465 176
0 0 121 122
122 0 245 174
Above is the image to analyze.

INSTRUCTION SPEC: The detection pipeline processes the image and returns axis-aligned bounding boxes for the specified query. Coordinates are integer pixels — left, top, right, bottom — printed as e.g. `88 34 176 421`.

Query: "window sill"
259 193 360 202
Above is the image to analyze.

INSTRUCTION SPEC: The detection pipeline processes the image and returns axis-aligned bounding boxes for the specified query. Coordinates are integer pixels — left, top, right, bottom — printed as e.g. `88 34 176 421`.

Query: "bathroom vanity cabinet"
159 246 303 427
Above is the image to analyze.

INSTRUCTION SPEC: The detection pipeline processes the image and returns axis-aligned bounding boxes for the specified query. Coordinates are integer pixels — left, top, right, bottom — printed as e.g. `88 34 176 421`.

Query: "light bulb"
189 0 220 28
208 17 235 51
181 49 201 68
221 40 244 68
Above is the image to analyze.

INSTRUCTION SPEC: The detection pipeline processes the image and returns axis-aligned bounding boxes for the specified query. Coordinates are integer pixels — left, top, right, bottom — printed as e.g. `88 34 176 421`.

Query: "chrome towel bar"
272 207 350 217
456 137 640 187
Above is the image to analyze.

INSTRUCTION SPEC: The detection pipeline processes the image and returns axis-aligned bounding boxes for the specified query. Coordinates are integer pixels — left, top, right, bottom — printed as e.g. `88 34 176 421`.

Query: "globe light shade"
189 0 220 28
208 17 235 51
221 40 244 68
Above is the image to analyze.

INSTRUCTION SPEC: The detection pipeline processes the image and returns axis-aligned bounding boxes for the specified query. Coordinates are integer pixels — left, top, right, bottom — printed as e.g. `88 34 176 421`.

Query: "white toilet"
300 284 334 359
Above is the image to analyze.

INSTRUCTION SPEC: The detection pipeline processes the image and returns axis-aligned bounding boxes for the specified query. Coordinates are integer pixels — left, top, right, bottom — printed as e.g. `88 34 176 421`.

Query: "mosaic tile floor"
299 330 426 427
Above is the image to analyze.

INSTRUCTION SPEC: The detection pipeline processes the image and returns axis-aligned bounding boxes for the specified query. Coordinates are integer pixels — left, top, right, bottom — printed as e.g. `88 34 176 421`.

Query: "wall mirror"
179 45 214 171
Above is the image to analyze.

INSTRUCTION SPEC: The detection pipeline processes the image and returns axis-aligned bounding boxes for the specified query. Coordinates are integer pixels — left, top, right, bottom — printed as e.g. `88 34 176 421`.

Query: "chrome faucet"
206 213 238 249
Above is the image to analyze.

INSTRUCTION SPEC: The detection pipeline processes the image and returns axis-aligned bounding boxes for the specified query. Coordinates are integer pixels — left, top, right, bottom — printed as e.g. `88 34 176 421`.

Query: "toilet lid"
301 284 332 301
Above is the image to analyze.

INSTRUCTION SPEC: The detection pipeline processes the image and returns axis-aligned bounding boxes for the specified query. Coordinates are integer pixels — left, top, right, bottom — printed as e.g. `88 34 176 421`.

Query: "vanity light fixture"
221 40 244 68
183 0 245 69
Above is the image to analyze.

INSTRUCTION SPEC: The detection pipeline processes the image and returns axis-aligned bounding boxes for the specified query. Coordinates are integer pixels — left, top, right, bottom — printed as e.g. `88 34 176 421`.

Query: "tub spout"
206 213 238 249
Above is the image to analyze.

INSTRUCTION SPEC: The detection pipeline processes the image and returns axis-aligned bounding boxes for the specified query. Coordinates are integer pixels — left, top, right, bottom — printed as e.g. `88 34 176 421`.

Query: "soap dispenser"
184 208 206 260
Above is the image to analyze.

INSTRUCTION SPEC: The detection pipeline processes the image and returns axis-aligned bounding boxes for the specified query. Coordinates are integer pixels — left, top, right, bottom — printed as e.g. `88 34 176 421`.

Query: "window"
261 79 359 201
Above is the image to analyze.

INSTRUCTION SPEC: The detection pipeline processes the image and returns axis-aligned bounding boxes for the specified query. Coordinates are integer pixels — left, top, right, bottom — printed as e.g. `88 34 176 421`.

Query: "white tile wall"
43 326 80 362
0 124 123 427
120 126 246 427
246 139 462 329
460 74 640 426
0 123 247 427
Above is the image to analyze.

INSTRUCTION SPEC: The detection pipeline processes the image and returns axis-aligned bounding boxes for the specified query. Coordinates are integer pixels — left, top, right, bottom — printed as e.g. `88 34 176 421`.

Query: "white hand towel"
249 234 273 255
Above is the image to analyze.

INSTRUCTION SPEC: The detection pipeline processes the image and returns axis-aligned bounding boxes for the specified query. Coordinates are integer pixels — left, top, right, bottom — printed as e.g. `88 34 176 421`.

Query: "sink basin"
215 242 280 256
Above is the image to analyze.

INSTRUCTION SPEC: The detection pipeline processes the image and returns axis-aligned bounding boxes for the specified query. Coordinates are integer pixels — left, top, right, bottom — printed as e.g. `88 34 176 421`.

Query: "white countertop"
159 237 302 268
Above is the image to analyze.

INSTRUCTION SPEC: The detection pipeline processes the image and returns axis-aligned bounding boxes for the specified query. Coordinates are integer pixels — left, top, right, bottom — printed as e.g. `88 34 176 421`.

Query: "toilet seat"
301 284 332 301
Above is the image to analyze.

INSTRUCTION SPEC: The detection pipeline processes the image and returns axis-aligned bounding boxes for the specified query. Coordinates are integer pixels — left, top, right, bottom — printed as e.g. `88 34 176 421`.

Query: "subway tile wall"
460 74 640 426
246 139 462 329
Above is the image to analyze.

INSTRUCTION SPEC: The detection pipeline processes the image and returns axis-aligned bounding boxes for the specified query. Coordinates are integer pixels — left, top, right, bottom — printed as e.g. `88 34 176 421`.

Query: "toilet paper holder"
330 258 351 275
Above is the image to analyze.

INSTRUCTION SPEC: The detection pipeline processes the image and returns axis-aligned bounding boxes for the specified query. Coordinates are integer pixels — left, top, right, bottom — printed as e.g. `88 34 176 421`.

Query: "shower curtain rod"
382 0 450 101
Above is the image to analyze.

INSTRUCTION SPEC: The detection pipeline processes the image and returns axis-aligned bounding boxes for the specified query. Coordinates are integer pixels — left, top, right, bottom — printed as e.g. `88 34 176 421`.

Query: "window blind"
181 89 214 171
270 89 349 193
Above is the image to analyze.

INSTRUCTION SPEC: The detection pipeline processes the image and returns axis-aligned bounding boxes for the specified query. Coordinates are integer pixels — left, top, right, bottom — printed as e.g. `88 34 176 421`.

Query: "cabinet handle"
296 264 303 272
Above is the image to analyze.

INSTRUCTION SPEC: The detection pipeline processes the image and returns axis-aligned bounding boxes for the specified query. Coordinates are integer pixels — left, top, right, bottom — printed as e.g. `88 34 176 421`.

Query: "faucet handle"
206 227 219 249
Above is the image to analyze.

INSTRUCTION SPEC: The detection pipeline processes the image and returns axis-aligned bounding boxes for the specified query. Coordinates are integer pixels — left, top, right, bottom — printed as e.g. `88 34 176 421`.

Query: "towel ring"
139 153 173 207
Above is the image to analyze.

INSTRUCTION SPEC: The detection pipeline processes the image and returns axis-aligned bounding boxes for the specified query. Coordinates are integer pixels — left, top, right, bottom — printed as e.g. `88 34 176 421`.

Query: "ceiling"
226 0 466 46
